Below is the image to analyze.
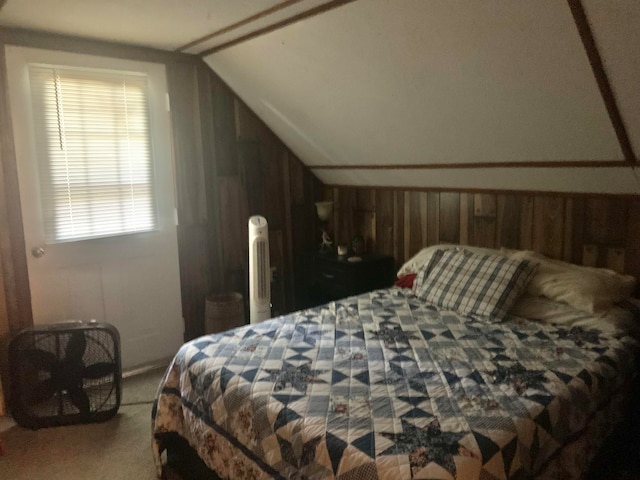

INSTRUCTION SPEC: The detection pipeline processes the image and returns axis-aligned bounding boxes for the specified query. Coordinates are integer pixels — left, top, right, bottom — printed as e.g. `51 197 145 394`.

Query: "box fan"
9 321 121 429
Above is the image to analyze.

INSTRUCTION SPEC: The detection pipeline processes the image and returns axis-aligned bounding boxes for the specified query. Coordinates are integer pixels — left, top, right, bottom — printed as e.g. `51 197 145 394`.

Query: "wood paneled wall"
223 100 322 318
323 187 640 284
165 64 321 338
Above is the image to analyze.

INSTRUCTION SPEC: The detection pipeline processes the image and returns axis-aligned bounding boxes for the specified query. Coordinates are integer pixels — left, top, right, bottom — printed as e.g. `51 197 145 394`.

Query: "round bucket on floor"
205 292 244 334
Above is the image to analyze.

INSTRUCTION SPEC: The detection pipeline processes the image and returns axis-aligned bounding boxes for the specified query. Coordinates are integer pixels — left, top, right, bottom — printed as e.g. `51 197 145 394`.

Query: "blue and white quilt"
152 287 638 479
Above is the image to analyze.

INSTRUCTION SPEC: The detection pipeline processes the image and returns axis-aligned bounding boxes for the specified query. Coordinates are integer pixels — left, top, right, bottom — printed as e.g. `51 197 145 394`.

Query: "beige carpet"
0 367 166 480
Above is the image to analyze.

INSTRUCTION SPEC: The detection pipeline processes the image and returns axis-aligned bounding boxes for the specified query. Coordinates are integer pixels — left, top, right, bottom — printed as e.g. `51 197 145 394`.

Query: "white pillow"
509 294 592 324
505 250 636 315
397 244 505 278
509 295 640 339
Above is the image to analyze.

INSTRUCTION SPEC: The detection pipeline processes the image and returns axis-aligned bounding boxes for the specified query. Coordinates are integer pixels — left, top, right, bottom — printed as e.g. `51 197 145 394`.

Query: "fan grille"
9 323 121 429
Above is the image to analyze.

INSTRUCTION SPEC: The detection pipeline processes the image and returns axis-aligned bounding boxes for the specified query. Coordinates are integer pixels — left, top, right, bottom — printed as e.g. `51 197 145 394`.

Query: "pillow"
504 249 636 315
509 294 592 324
397 244 506 278
413 248 538 321
509 294 640 339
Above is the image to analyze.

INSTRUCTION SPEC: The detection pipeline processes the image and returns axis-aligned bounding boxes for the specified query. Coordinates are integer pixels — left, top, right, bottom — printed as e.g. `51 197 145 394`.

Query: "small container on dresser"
305 252 395 307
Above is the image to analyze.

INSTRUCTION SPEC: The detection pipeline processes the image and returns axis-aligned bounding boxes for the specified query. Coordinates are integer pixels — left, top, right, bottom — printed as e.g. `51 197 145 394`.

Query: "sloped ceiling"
1 0 638 194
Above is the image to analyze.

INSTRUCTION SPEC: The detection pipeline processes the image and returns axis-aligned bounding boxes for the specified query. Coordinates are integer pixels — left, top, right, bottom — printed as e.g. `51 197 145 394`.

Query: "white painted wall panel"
583 0 640 157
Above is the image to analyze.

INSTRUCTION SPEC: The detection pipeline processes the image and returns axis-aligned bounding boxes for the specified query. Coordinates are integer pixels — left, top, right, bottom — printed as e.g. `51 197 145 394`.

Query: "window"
29 64 157 243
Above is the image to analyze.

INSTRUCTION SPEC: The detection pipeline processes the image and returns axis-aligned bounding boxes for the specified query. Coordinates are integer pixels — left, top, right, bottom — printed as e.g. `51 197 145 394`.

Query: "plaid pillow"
413 248 538 321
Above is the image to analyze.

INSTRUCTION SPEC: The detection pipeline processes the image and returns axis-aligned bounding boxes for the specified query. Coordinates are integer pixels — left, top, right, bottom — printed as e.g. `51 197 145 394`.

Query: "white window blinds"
29 64 157 243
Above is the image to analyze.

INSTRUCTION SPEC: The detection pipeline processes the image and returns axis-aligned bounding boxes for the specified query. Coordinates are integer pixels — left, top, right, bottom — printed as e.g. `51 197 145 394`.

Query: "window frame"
5 46 176 247
28 63 159 244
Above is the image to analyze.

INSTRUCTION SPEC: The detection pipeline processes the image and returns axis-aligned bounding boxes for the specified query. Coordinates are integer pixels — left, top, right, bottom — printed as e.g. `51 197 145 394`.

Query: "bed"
152 246 639 479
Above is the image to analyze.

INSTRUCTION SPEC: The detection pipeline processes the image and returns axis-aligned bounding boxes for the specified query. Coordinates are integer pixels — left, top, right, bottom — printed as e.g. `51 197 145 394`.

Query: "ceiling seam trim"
310 161 633 170
567 0 636 162
176 0 306 53
321 184 639 199
0 27 200 65
198 0 359 56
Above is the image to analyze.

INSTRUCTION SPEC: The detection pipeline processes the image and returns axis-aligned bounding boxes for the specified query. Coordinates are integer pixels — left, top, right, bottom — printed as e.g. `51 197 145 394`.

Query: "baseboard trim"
122 357 172 378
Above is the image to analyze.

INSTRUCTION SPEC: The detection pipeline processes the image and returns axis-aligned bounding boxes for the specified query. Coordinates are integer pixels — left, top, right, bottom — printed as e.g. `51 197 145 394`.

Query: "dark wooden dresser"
304 252 395 307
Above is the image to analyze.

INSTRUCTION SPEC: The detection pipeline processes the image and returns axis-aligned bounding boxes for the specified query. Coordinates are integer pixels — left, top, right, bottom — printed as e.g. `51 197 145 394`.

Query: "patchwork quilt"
152 288 638 480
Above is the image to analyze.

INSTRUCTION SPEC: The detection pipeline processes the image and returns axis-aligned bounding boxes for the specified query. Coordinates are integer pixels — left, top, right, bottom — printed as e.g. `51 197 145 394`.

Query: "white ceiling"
0 0 331 52
1 0 638 194
207 0 620 167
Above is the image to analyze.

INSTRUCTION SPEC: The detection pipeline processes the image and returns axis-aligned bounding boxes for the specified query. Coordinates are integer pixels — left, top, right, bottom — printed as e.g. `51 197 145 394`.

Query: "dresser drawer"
307 253 395 306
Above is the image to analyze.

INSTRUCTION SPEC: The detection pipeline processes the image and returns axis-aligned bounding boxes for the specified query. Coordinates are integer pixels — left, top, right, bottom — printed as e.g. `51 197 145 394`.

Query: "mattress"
152 287 638 479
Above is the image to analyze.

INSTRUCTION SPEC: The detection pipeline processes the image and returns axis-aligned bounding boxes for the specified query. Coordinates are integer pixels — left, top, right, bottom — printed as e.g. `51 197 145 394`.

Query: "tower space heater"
249 215 271 324
9 321 121 429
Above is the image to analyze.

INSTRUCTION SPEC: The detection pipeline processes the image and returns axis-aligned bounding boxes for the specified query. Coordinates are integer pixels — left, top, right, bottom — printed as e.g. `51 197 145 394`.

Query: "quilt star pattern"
152 287 638 480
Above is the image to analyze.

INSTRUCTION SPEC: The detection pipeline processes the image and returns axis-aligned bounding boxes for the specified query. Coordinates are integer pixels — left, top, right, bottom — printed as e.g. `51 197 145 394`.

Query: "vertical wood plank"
625 199 640 292
197 66 224 293
420 193 428 247
376 190 394 257
0 246 9 413
338 188 357 247
473 195 497 248
585 198 626 245
409 192 426 257
427 192 440 246
218 176 249 272
393 191 405 266
355 190 376 252
571 198 586 265
563 199 573 262
606 248 625 273
331 188 340 247
439 193 460 244
532 197 564 259
290 153 321 309
459 194 469 245
289 157 305 205
585 198 608 244
234 99 262 139
0 257 7 339
404 192 411 261
211 76 239 176
354 209 376 253
583 244 599 267
263 138 286 230
356 189 375 211
473 194 497 217
269 229 286 317
281 151 295 309
519 196 535 250
238 139 265 216
496 195 519 250
473 218 497 248
177 225 211 339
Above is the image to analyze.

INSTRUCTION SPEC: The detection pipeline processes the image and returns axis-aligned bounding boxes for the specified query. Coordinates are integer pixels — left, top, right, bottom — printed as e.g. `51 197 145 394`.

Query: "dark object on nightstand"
304 252 395 307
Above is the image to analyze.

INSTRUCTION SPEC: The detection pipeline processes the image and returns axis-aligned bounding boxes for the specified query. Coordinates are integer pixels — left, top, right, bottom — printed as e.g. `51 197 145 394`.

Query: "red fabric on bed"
394 273 416 289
